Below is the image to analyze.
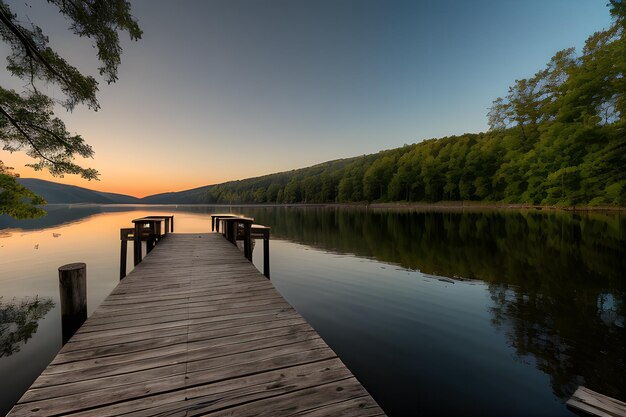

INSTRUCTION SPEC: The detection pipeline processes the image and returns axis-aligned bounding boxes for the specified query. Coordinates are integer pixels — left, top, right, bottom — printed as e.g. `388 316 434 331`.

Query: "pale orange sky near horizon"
2 150 255 198
0 1 612 198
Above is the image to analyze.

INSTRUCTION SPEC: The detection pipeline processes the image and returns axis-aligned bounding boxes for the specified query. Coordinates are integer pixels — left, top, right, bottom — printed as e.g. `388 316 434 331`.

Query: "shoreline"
359 201 626 212
43 201 626 212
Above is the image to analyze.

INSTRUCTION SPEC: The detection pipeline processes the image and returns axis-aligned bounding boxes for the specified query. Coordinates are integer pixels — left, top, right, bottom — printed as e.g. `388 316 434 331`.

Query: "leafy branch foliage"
0 162 46 219
0 0 141 218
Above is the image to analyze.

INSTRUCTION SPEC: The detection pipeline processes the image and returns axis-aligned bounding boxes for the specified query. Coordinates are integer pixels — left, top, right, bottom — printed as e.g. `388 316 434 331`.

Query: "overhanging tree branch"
0 6 73 87
20 122 77 151
0 0 141 218
0 104 59 166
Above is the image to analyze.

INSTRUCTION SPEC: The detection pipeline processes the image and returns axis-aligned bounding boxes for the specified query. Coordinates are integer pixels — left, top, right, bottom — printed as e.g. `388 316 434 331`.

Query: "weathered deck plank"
567 386 626 417
7 233 385 416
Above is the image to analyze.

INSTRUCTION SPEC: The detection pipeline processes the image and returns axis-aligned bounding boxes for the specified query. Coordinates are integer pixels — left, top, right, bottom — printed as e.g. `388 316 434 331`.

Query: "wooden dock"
8 233 385 416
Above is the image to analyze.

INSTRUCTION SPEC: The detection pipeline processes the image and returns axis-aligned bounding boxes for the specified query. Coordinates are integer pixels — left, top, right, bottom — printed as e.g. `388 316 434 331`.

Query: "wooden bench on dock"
211 213 240 233
119 215 175 279
141 215 174 234
211 214 271 278
8 232 385 416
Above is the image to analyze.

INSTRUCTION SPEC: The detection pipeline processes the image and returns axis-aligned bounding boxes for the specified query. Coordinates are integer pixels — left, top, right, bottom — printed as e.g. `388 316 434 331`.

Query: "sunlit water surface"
0 205 624 416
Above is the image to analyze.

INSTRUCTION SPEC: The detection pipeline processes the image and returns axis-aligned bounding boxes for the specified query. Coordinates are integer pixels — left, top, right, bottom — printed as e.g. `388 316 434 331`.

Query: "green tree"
253 187 266 203
0 161 45 218
265 183 280 203
283 177 301 203
303 176 320 203
0 0 141 218
389 148 420 201
363 155 396 201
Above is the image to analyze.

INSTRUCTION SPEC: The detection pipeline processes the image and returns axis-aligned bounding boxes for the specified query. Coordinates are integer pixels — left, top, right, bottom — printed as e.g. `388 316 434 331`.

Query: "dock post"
243 222 252 261
146 222 156 253
228 220 237 244
134 223 142 265
263 234 270 278
58 263 87 345
120 238 127 279
120 228 129 280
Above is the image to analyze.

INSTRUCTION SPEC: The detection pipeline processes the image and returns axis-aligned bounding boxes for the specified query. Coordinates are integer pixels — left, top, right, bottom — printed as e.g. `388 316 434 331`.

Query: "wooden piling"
243 222 252 261
251 224 271 279
263 234 270 278
58 263 87 345
133 222 142 265
120 228 133 279
146 225 155 254
120 238 127 279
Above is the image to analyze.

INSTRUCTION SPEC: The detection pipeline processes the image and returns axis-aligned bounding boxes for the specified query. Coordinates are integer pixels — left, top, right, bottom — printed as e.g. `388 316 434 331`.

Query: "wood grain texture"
567 386 626 417
7 233 385 416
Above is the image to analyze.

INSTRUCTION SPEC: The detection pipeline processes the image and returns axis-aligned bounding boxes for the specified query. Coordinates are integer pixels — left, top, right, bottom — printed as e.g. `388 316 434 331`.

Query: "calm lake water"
0 205 624 416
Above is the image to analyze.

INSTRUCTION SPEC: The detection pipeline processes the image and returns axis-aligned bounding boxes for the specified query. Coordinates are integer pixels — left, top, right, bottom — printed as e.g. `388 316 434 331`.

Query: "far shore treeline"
147 4 625 207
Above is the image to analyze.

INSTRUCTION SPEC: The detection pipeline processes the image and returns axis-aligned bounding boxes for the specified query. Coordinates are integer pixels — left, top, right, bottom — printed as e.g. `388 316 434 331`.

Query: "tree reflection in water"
0 297 54 357
243 207 626 401
489 282 625 398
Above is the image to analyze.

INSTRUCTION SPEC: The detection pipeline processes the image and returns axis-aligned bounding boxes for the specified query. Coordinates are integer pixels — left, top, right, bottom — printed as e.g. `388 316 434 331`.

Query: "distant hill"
139 157 359 204
16 178 141 204
139 184 215 204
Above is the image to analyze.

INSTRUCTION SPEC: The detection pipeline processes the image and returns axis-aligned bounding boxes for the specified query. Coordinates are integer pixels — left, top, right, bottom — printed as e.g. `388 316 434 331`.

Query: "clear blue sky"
1 0 613 196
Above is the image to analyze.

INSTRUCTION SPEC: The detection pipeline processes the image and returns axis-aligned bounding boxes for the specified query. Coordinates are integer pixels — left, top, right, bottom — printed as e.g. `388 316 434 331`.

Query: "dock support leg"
146 222 159 253
228 221 237 244
244 223 252 261
120 239 127 280
59 263 87 345
134 223 142 265
263 235 270 279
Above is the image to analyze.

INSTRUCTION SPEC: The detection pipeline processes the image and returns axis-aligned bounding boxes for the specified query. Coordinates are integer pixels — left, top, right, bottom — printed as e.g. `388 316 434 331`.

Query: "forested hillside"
16 178 140 204
148 3 625 206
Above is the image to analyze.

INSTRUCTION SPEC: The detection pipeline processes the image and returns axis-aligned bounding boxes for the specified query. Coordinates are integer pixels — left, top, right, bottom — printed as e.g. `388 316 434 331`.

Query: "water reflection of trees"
246 207 626 401
0 297 54 357
0 205 102 230
248 208 623 282
489 283 625 400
